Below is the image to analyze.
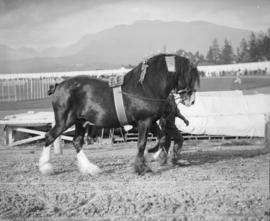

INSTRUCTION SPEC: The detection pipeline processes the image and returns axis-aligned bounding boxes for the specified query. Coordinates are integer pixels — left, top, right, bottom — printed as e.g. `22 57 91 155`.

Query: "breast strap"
113 86 128 126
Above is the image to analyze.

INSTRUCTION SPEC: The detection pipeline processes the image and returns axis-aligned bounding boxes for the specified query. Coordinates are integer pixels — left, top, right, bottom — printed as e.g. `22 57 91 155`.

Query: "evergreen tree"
221 39 234 64
206 46 213 64
211 38 221 64
263 33 270 60
237 38 250 62
195 51 205 64
249 32 259 61
258 30 270 60
206 38 221 64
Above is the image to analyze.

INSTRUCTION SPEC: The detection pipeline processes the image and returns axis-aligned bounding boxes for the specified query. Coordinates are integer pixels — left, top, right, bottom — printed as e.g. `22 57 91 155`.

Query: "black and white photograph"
0 0 269 220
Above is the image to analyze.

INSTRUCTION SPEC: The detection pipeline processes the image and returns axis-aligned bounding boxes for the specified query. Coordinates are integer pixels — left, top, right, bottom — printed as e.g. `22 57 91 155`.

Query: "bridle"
174 88 197 96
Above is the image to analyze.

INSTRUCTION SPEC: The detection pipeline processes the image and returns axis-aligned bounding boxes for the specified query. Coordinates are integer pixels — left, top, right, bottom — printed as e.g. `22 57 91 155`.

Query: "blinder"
175 88 196 96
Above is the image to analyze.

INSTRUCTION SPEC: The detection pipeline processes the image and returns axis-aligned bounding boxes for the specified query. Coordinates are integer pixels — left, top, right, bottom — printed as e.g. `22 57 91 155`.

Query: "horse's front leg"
134 119 153 175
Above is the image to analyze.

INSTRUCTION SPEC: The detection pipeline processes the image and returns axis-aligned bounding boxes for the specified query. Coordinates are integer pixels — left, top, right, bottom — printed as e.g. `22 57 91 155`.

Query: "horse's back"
52 76 119 127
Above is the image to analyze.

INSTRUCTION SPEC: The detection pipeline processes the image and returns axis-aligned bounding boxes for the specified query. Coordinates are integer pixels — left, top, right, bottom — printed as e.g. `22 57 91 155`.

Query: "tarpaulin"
176 91 270 137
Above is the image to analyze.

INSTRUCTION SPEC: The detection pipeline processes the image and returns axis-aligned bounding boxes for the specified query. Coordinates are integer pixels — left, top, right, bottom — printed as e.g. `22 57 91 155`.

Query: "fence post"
265 114 270 149
5 126 14 146
14 80 17 101
1 81 3 102
22 78 25 101
7 79 10 102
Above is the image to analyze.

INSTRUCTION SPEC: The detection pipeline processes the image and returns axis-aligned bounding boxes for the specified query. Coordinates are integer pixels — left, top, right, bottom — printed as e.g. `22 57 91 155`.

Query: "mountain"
0 20 252 73
0 45 38 61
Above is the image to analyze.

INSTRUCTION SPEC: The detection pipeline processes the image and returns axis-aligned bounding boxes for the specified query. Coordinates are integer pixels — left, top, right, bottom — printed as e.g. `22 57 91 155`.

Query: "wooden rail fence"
0 78 60 102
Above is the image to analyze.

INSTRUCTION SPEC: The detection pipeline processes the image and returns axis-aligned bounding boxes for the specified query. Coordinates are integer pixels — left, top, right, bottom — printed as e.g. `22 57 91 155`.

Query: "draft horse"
39 53 200 175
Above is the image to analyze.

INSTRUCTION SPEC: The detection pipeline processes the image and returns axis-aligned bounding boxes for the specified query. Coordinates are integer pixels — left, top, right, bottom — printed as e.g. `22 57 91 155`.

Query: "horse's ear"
191 60 199 68
165 55 176 72
191 57 200 67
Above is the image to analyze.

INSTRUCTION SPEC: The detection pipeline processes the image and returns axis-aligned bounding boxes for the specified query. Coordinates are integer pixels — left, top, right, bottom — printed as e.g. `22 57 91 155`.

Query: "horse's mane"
124 53 172 83
124 53 200 89
175 55 200 89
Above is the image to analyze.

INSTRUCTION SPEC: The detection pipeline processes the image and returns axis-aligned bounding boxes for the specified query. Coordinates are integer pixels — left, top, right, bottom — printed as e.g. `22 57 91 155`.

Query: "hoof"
178 159 191 166
77 150 102 176
89 166 102 176
134 157 152 175
39 163 53 175
134 165 152 175
78 163 102 176
158 150 168 166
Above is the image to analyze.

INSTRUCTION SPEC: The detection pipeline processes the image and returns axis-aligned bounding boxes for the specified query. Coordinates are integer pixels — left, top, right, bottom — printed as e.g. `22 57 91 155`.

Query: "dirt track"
0 141 269 220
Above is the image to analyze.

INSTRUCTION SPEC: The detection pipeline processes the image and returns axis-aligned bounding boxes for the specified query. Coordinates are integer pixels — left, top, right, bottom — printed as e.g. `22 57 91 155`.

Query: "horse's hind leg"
39 109 72 175
134 119 153 175
73 122 101 175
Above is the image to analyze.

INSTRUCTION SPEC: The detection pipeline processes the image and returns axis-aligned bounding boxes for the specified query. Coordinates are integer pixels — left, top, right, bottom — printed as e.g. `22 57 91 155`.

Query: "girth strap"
113 86 128 126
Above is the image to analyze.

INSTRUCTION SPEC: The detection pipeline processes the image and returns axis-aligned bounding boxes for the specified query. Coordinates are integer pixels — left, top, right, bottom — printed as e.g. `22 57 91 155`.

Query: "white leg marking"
39 146 53 175
77 150 102 175
153 148 162 160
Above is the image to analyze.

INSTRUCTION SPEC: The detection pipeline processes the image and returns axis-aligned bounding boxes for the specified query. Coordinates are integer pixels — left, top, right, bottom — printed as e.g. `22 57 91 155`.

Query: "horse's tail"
48 83 59 96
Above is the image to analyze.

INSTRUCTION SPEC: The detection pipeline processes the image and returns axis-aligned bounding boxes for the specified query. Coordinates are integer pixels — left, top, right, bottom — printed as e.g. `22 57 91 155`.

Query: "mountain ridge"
0 20 252 73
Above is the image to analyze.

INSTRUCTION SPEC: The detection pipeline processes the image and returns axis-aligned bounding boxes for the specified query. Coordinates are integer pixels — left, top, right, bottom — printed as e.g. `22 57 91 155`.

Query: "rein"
121 91 185 122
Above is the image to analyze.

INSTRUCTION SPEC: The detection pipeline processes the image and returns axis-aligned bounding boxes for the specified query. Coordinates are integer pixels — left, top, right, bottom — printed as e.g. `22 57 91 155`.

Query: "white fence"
0 61 269 102
0 78 58 102
0 68 128 102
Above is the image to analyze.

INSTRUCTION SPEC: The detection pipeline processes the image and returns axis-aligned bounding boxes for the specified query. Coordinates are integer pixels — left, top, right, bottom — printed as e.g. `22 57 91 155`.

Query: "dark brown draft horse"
39 53 200 175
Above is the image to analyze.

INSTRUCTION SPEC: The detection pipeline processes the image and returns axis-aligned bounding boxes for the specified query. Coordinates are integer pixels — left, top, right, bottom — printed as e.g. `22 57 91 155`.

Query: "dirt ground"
0 140 269 221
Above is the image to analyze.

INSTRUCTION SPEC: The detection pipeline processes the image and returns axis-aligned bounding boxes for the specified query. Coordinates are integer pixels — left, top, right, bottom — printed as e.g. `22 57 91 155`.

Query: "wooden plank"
61 135 73 141
14 127 46 136
9 135 44 146
0 121 51 126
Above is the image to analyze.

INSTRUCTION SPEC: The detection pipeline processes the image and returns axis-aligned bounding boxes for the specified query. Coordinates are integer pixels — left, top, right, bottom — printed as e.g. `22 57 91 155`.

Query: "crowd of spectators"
199 68 269 77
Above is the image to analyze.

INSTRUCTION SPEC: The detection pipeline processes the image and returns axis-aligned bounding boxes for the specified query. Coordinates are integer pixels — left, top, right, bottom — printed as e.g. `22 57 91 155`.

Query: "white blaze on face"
165 56 176 72
180 92 196 107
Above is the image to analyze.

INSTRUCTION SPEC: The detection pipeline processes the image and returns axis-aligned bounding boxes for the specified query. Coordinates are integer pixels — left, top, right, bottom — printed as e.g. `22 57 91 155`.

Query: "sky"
0 0 269 50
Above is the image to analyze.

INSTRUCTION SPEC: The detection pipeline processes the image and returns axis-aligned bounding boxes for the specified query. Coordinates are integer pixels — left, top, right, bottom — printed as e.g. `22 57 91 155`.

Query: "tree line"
176 28 270 65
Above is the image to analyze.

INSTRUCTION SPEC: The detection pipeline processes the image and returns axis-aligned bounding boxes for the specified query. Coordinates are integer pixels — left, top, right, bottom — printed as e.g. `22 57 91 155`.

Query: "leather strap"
113 86 128 125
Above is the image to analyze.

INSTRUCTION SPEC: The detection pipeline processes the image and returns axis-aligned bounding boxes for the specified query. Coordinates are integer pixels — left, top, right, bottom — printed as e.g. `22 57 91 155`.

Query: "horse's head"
173 56 200 107
132 53 200 106
177 89 196 107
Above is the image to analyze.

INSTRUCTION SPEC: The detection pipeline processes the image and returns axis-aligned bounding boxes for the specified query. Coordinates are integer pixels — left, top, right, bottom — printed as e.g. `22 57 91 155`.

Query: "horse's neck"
123 63 176 99
154 71 176 98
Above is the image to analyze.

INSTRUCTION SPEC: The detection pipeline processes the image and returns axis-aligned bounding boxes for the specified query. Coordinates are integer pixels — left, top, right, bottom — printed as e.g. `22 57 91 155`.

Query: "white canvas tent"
176 91 270 137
